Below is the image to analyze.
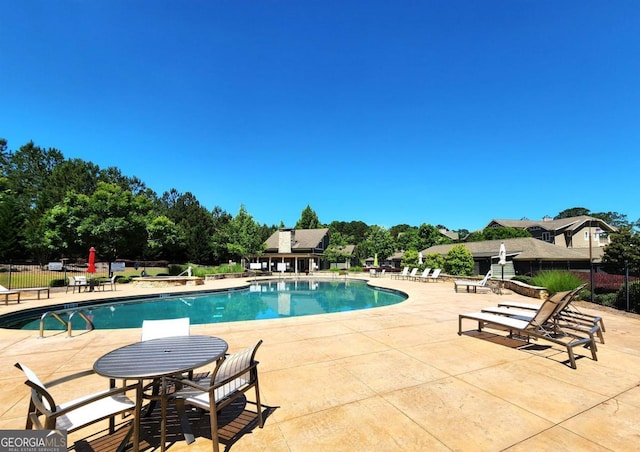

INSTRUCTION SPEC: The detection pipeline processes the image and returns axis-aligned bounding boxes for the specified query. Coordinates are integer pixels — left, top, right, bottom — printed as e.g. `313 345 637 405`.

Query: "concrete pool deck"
1 275 639 451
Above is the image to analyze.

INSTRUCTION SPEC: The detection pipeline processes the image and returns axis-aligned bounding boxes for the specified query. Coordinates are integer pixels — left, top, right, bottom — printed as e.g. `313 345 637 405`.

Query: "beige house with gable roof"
253 228 330 274
486 215 617 248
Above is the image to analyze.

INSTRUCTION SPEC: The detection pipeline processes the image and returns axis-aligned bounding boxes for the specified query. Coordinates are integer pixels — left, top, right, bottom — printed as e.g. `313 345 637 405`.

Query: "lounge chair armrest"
40 382 139 418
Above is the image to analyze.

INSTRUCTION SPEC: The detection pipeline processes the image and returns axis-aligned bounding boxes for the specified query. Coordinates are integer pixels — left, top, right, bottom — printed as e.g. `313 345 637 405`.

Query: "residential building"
486 215 617 248
254 228 330 273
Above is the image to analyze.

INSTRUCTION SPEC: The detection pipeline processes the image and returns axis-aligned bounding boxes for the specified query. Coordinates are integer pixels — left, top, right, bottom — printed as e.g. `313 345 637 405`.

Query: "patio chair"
141 317 190 341
15 362 140 451
427 268 442 282
99 275 118 291
454 269 492 293
391 267 409 280
170 340 264 452
415 268 431 282
0 284 21 305
458 298 599 369
66 276 89 293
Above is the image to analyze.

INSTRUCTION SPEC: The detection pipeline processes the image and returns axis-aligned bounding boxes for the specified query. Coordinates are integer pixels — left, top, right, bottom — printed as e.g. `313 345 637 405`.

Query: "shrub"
444 245 474 276
423 253 444 271
511 275 534 285
532 271 585 294
615 280 640 313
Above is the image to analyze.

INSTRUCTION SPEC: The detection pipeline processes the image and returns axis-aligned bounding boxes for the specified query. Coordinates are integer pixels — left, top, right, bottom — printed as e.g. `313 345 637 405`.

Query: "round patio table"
94 335 228 451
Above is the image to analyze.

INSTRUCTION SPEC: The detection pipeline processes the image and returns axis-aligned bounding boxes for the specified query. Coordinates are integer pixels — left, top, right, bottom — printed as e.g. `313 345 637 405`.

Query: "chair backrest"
68 276 76 286
409 268 418 277
400 267 409 276
141 317 190 341
528 299 560 329
15 362 55 413
213 340 262 400
430 268 441 279
479 269 492 286
420 268 431 278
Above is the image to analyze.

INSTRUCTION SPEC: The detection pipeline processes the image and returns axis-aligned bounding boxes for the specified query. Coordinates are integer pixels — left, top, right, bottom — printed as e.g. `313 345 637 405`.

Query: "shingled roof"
264 228 330 252
422 237 605 262
487 215 618 233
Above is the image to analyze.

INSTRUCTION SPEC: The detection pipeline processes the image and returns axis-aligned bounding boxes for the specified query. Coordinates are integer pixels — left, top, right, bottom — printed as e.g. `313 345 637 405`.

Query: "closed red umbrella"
88 247 97 274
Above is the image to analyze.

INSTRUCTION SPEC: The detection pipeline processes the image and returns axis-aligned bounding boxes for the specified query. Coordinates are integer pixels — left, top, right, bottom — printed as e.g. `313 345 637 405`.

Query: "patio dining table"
94 335 228 451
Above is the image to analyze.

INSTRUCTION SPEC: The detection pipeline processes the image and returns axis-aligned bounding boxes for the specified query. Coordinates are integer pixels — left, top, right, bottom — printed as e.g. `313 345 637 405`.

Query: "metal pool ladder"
39 304 95 338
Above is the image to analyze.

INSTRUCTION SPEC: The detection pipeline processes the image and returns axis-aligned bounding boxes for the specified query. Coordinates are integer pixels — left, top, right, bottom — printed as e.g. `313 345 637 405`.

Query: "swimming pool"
12 279 407 331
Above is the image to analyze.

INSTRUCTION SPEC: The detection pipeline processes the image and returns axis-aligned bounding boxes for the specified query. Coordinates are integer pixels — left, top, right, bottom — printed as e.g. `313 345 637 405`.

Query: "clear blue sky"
2 1 639 232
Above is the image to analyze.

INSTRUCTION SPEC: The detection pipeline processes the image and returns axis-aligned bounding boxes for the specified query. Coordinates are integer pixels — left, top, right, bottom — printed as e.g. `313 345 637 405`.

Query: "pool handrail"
39 308 95 338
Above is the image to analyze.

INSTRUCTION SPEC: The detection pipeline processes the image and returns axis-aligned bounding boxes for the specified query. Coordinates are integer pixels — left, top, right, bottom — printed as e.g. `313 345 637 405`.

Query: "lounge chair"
490 284 604 343
405 268 419 280
458 298 599 369
170 340 264 451
427 268 441 282
454 269 492 293
0 284 21 305
392 267 409 280
14 362 140 451
1 284 49 301
415 268 431 282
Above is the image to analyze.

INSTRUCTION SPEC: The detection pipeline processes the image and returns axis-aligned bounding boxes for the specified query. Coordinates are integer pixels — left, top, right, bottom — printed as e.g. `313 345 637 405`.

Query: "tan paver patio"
1 275 639 451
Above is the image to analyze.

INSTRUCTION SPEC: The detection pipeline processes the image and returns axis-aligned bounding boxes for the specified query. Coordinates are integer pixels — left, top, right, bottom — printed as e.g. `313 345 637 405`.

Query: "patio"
1 275 639 451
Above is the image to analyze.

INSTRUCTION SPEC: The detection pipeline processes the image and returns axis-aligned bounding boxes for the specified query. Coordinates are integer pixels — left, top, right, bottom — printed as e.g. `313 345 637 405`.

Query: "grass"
531 270 586 294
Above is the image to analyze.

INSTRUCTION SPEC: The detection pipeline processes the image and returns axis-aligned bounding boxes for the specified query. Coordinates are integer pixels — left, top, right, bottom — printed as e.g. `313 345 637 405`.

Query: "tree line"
1 138 638 274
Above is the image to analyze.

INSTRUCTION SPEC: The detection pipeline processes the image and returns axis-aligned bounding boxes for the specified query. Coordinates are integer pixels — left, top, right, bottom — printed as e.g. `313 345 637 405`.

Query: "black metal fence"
0 260 110 289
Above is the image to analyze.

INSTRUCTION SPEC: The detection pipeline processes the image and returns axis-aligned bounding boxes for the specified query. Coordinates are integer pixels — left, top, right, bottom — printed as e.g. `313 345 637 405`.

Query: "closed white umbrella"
498 242 507 281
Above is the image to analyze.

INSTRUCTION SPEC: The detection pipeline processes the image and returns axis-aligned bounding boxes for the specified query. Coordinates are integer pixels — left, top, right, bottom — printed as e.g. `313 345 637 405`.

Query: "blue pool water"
18 279 407 331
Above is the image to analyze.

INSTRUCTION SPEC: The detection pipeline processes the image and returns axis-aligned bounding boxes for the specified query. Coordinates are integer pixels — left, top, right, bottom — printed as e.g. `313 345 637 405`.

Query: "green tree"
328 220 369 244
360 225 395 263
324 231 350 267
602 228 640 275
395 227 422 251
145 215 183 260
162 190 218 263
423 252 445 270
591 211 631 230
418 223 452 248
225 205 265 263
555 207 590 219
295 205 321 229
444 245 474 276
401 249 420 268
41 182 153 261
483 226 531 240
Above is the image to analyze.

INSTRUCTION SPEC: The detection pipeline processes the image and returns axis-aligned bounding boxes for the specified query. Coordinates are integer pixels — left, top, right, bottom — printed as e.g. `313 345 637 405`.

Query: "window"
541 232 551 242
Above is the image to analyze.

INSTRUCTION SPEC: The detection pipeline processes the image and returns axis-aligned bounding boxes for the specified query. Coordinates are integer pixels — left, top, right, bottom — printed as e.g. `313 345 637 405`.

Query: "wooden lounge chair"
458 298 599 369
15 362 140 451
170 340 264 452
454 269 492 293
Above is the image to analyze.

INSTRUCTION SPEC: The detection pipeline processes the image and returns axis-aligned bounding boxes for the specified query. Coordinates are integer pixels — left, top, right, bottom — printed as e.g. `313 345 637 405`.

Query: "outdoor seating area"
458 284 600 369
3 276 640 450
